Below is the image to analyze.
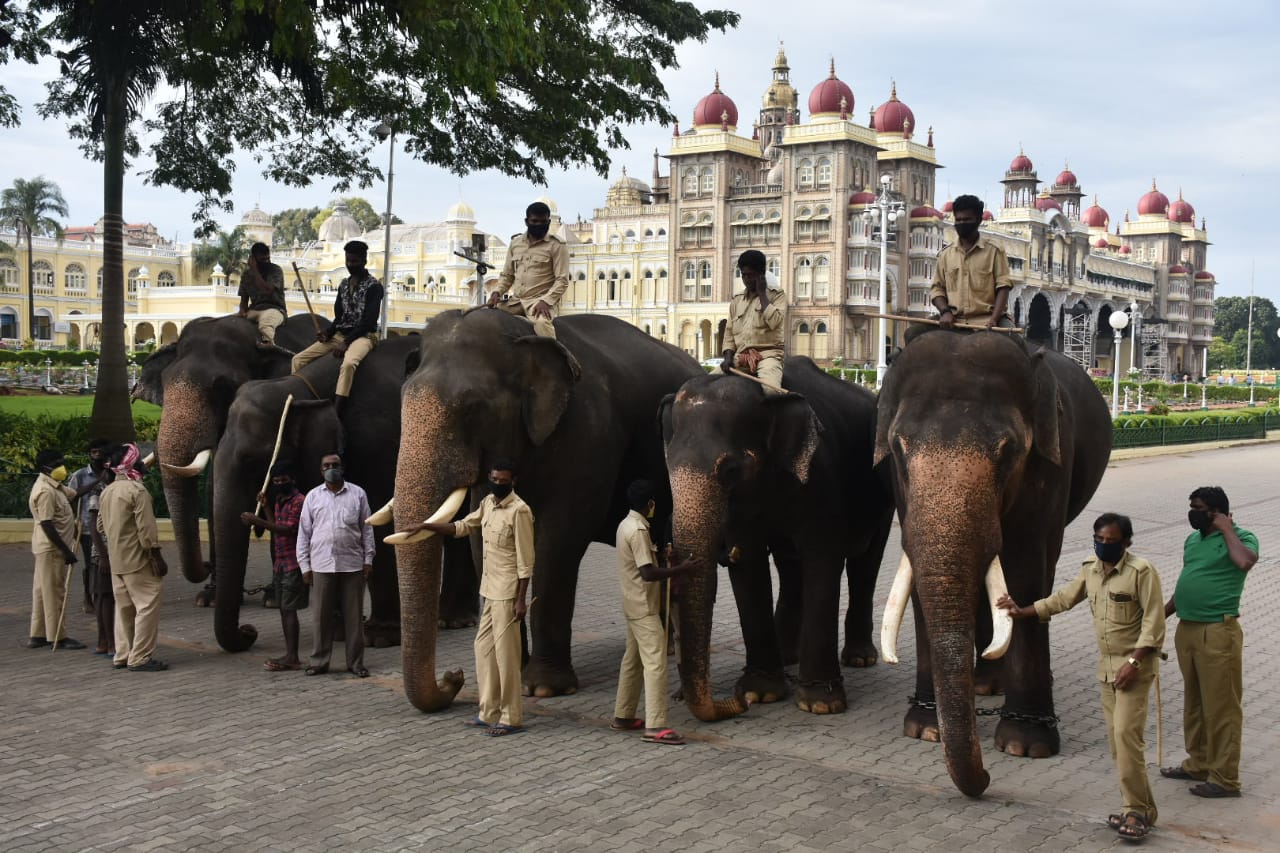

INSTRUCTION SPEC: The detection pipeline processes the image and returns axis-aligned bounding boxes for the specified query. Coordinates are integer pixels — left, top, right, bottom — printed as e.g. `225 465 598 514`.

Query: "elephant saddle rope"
735 346 779 375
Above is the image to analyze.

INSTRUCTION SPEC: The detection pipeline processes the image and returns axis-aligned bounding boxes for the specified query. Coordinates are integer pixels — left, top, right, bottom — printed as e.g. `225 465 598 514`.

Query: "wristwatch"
1126 656 1141 668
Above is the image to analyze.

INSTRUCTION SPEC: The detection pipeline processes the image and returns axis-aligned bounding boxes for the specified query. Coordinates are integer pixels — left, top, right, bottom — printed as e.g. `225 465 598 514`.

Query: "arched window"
64 263 87 291
797 158 814 186
700 167 714 193
814 322 829 359
657 268 668 278
683 169 698 195
156 271 176 287
643 228 654 238
698 260 713 301
598 271 607 280
795 257 813 298
624 229 636 238
792 322 812 357
34 308 52 340
0 307 18 339
817 157 833 186
0 258 17 287
623 270 632 279
657 228 667 237
127 267 142 293
643 269 654 279
767 257 781 278
608 277 617 302
32 260 54 290
682 262 697 300
814 257 830 299
576 271 586 280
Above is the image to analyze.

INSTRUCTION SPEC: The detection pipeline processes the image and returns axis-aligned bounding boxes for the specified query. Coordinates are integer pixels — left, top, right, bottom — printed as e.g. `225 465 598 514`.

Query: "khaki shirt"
498 233 569 315
1033 552 1165 684
30 474 76 555
723 285 786 353
454 492 535 600
616 510 660 620
929 237 1012 320
97 479 160 575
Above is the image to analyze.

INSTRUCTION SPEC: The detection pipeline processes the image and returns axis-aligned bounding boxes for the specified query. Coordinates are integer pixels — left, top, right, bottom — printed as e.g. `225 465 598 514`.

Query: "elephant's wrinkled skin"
134 314 321 596
874 330 1110 797
661 357 894 720
391 309 702 712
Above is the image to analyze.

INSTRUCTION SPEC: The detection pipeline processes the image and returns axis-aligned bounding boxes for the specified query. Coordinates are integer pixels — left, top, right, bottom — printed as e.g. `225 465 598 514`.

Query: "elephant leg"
364 539 401 648
795 552 846 715
770 535 803 666
439 536 479 629
904 592 940 742
993 541 1059 759
726 546 787 705
522 532 588 697
842 518 889 667
195 470 217 607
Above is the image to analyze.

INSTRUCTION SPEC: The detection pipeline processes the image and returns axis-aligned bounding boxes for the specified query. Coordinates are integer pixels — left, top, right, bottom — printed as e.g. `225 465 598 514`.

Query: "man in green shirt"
1161 486 1258 798
999 513 1165 841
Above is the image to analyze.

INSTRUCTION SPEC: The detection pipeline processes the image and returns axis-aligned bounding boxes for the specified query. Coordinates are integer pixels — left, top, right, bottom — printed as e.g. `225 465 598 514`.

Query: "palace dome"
1081 196 1109 228
240 204 271 226
1194 270 1215 280
1054 168 1078 187
318 201 362 243
941 199 954 213
873 82 915 136
1168 264 1190 275
1119 245 1132 254
1137 180 1169 216
849 189 876 206
1009 151 1034 173
982 210 995 221
1168 191 1195 223
1035 192 1062 212
1094 237 1110 249
910 205 943 220
447 200 475 221
693 74 738 129
809 60 855 118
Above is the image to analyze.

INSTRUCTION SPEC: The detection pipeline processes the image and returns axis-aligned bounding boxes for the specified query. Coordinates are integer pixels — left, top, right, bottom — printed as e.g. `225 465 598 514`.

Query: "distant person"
1162 486 1258 798
25 448 85 651
720 249 786 393
490 201 568 338
85 472 114 657
238 242 287 345
241 462 309 671
930 194 1012 330
67 438 110 613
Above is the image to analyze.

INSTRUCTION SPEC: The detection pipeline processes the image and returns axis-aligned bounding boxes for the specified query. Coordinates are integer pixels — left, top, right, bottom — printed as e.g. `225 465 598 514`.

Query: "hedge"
1092 377 1276 404
0 349 152 366
0 411 159 476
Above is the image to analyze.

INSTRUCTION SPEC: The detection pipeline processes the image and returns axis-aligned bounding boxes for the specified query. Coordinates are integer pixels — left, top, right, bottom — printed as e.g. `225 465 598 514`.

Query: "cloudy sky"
2 0 1277 301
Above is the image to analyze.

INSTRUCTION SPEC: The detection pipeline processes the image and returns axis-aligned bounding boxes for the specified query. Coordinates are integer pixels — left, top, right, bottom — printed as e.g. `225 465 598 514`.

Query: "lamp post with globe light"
1109 310 1129 418
863 174 906 389
373 121 396 339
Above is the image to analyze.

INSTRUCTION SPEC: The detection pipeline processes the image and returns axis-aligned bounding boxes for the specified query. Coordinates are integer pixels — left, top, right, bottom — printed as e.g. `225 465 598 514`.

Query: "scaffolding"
1141 325 1168 379
1062 310 1093 369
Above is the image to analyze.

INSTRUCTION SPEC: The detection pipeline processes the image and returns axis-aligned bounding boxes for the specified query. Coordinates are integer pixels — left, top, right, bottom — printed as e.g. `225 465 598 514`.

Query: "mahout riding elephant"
660 357 894 721
389 308 703 712
873 329 1110 797
134 313 322 599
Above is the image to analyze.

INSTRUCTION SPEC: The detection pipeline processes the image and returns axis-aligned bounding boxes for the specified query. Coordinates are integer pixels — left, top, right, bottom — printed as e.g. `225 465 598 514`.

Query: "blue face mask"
1094 541 1125 564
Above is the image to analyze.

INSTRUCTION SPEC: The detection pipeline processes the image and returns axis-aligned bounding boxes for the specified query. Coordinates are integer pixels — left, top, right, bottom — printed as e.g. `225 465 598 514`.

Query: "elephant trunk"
157 382 213 583
210 455 258 652
670 466 748 722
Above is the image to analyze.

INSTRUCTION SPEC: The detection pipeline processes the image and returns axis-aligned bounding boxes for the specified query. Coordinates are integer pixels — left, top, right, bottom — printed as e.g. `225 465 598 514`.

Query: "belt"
741 346 783 353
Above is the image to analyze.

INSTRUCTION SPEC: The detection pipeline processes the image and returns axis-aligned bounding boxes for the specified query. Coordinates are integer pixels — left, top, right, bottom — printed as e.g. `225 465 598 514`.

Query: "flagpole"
1246 261 1255 406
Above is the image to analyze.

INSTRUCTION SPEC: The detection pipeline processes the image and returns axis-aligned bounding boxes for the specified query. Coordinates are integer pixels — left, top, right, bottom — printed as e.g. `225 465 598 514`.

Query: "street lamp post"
863 174 905 390
1129 301 1140 375
373 121 396 339
43 357 51 387
1109 310 1129 418
81 359 89 391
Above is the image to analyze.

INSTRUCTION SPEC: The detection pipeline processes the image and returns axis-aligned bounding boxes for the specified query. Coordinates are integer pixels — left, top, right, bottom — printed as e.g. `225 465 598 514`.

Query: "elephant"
873 329 1111 797
389 308 704 712
135 313 325 600
660 357 894 721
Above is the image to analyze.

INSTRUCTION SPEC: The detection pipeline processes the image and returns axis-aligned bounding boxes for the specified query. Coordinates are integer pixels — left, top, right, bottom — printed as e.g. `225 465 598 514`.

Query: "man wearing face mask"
1161 486 1258 799
290 240 383 418
411 460 534 736
931 194 1012 330
998 513 1165 841
68 438 111 614
297 454 374 678
488 201 567 339
241 462 309 671
25 449 86 650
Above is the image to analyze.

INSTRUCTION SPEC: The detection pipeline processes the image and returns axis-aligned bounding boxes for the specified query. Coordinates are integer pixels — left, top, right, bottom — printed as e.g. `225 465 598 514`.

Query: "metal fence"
1112 417 1269 449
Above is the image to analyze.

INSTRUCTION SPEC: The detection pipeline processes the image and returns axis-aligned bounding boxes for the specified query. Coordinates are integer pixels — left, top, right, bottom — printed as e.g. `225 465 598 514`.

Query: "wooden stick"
291 262 323 337
255 393 294 515
507 596 537 628
729 367 787 394
663 578 672 658
863 312 1024 334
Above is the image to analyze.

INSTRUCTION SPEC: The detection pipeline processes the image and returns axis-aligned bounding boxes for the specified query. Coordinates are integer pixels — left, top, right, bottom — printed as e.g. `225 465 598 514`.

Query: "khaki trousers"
1175 618 1244 791
755 354 784 393
498 299 556 339
613 613 670 728
291 333 376 397
1100 672 1158 824
247 307 286 343
475 598 523 727
309 571 365 671
112 567 164 667
30 551 71 641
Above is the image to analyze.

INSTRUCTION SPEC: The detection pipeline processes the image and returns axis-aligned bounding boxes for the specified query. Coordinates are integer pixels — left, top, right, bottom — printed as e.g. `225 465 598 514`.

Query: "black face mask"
954 221 979 239
1188 509 1211 531
527 222 550 239
490 481 513 500
269 482 295 499
1094 541 1125 564
89 457 106 472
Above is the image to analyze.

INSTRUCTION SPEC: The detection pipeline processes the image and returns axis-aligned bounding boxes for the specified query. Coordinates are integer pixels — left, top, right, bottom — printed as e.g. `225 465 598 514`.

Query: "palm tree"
0 176 69 342
191 226 249 284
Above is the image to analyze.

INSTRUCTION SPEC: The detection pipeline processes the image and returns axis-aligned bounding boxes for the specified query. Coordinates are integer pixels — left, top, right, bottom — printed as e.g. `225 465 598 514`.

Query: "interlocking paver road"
2 444 1278 851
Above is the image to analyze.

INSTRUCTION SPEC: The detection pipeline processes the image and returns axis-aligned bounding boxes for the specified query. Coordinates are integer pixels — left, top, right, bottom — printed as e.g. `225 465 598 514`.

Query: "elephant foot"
973 660 1002 696
194 584 215 608
363 620 401 649
795 679 847 715
841 638 878 668
437 617 478 630
521 658 579 698
262 590 278 609
903 704 940 742
994 715 1060 758
737 667 788 705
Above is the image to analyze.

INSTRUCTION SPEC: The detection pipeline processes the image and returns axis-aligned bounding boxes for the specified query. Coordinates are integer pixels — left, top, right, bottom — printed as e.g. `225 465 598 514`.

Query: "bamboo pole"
255 394 294 515
728 367 787 394
291 262 323 337
863 312 1023 334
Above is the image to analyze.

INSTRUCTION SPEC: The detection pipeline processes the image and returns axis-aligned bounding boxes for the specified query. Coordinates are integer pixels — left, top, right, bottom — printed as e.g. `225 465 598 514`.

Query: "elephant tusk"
880 554 913 665
366 497 395 527
160 448 211 478
384 487 468 545
141 452 156 467
981 556 1013 660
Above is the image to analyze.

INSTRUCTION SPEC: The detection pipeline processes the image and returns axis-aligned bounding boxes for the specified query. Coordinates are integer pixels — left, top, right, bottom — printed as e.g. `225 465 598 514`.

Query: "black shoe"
305 666 329 676
112 661 128 669
21 636 49 649
349 666 370 678
52 637 86 650
128 658 169 672
1189 782 1241 798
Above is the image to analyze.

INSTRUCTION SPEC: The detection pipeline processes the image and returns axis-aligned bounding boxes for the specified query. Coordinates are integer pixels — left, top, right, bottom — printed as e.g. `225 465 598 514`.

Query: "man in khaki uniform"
237 242 287 345
999 513 1165 841
98 443 170 672
489 201 568 339
26 449 86 650
720 249 786 393
411 460 533 736
610 481 700 745
931 194 1013 329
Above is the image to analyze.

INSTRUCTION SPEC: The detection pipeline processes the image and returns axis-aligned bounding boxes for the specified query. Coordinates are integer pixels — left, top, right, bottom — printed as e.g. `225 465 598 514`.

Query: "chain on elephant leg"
993 708 1061 758
904 694 940 741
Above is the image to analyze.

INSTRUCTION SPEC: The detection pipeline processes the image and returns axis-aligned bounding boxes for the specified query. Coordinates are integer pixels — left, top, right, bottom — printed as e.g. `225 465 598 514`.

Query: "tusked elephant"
388 308 703 712
660 357 894 721
874 329 1110 797
135 313 324 599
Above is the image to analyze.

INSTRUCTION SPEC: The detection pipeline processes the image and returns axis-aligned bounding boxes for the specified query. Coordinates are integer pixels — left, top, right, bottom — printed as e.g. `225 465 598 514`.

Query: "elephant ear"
404 348 422 378
253 344 299 379
767 393 822 484
516 335 581 446
657 392 676 446
132 343 178 405
1030 351 1062 465
872 378 898 469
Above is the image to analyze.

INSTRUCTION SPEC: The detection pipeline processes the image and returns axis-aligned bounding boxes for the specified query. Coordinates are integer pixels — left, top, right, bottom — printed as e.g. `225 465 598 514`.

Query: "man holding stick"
931 195 1013 330
238 242 287 345
720 250 786 394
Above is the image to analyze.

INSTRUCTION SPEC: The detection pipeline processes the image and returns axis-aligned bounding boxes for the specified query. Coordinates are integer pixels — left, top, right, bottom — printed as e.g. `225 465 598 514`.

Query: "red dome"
1093 237 1110 249
809 61 854 117
873 82 916 136
942 199 954 213
1137 179 1169 216
1194 270 1215 280
1035 194 1062 212
910 206 943 219
693 74 738 129
1168 192 1195 223
1054 168 1078 187
1081 196 1109 228
1119 245 1132 254
1168 264 1190 275
981 210 994 221
849 190 876 206
1009 151 1034 172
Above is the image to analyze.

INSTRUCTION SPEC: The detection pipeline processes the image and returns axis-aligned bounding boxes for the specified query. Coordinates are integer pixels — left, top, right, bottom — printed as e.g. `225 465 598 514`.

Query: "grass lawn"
0 394 161 419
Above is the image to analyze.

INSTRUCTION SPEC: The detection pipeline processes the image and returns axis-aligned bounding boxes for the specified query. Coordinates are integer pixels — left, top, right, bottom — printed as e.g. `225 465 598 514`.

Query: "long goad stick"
728 367 787 395
291 262 323 337
864 311 1024 334
255 393 295 516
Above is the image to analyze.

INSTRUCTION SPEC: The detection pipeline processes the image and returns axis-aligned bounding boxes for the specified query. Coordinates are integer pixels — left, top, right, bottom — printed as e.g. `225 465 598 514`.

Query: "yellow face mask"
49 465 68 482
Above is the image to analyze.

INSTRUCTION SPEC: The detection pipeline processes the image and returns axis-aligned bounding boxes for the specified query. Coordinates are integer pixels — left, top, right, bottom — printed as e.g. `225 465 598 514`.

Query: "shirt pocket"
1107 591 1138 627
485 519 513 551
965 264 995 296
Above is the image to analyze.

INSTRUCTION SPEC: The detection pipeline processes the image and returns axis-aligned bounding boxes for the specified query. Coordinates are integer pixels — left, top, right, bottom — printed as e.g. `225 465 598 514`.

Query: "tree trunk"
24 225 34 342
89 80 136 443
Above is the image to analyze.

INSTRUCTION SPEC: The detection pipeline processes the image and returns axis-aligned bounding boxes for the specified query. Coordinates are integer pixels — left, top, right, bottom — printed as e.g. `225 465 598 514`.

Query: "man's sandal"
1160 765 1203 780
482 723 524 737
642 728 686 745
1116 813 1150 842
610 718 645 731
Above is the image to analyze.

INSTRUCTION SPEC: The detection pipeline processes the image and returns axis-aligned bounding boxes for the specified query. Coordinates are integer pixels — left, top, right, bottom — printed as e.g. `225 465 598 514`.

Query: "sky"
2 0 1278 302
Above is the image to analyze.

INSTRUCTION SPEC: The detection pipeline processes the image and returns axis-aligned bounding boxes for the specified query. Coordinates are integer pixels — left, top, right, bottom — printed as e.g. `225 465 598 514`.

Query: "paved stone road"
3 444 1278 851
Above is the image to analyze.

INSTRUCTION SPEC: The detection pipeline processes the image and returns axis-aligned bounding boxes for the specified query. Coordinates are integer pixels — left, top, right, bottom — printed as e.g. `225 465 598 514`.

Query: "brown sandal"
1117 812 1150 842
